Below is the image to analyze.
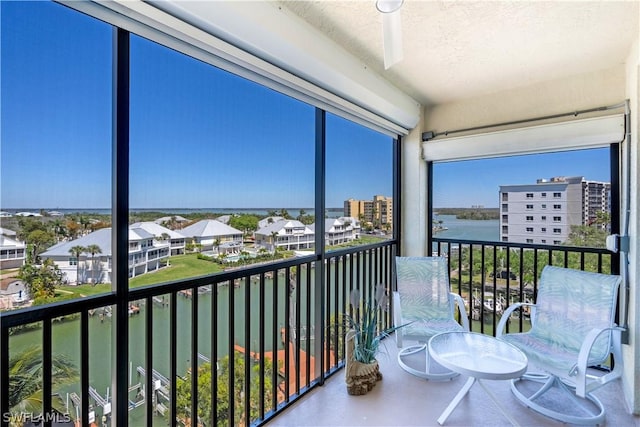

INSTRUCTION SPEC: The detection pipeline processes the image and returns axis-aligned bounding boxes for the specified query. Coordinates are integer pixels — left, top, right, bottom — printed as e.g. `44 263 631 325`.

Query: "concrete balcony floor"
269 335 638 427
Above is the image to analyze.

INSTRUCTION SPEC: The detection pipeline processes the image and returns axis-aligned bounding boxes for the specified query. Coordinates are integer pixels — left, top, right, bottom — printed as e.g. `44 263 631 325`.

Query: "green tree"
278 208 291 219
65 219 81 240
567 224 607 248
229 214 259 236
68 245 86 284
8 347 78 417
49 218 68 242
174 353 275 426
17 259 64 302
26 229 55 260
85 244 102 285
270 231 279 252
16 217 47 241
298 213 315 225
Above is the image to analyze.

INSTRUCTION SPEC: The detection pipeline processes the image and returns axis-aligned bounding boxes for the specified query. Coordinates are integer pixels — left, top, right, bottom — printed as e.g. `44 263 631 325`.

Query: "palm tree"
68 245 85 284
270 231 279 252
85 244 102 285
8 347 77 415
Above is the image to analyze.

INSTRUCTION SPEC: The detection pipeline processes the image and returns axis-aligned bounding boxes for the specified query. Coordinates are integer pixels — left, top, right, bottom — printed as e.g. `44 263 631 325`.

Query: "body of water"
433 214 500 242
3 207 345 219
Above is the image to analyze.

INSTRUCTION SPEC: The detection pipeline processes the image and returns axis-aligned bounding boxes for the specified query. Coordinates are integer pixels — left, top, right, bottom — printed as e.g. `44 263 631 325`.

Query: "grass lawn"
55 254 223 299
128 254 223 287
56 283 112 299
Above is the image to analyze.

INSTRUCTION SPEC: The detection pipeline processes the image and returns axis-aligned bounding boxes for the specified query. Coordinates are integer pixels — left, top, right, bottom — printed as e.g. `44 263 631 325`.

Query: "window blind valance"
422 114 625 162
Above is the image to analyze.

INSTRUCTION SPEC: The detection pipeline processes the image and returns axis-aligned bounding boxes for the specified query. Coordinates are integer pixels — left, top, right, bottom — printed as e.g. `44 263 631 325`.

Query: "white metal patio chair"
497 265 624 425
393 256 469 380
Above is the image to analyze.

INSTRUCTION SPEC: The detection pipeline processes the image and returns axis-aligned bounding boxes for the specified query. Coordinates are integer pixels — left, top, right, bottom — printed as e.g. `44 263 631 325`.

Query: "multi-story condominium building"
373 195 393 231
499 176 609 245
582 180 612 227
0 227 26 270
40 226 171 283
344 196 393 231
180 219 244 253
255 219 314 251
344 199 367 220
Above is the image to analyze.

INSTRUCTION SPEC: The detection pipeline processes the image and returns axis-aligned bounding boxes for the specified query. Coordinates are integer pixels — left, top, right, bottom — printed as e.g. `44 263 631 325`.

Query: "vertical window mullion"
112 26 130 427
314 108 326 383
42 320 52 427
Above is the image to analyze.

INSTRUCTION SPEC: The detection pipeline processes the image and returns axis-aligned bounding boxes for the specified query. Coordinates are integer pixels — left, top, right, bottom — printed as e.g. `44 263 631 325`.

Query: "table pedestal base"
437 377 520 426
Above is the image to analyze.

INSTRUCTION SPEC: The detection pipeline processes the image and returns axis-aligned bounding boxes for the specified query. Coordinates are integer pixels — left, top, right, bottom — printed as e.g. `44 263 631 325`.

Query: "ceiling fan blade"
382 9 403 69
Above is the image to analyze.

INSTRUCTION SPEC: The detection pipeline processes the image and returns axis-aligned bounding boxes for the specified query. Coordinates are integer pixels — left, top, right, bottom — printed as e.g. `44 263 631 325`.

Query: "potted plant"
343 284 400 395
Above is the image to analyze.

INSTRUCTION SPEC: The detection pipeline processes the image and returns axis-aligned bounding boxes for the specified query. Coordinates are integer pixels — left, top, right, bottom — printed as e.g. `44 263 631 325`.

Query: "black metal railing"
433 237 615 335
1 238 615 426
0 241 396 427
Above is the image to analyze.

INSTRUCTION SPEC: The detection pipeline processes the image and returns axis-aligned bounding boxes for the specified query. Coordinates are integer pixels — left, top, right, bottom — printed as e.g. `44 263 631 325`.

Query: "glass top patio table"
429 331 528 380
428 331 528 426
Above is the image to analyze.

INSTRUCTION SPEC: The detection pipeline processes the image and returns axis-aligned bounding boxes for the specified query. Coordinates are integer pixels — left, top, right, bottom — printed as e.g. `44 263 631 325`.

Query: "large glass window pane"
1 1 113 425
432 148 612 248
129 35 315 289
1 1 112 301
325 113 394 249
432 148 614 331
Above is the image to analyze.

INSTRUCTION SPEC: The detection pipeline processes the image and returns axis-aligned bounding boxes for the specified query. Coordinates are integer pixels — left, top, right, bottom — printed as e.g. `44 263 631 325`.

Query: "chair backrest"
531 265 621 363
395 256 452 322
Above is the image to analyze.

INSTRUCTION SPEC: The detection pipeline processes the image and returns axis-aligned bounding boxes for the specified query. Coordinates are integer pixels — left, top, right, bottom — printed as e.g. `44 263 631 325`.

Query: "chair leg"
510 375 606 425
397 344 459 381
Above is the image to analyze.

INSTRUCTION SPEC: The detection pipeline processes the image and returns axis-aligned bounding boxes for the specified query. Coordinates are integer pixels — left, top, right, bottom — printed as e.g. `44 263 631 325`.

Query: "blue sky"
1 1 392 210
432 148 611 208
1 1 610 211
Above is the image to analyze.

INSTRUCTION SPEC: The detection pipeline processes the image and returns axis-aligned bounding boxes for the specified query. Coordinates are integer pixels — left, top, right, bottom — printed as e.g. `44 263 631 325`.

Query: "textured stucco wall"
400 110 428 257
423 65 626 134
623 37 639 415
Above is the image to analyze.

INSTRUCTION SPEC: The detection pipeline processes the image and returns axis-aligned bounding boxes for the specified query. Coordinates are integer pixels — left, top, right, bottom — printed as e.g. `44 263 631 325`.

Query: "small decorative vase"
345 330 383 395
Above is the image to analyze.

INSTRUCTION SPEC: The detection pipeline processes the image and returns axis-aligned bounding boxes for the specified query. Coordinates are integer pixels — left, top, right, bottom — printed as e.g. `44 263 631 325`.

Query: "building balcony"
2 239 636 426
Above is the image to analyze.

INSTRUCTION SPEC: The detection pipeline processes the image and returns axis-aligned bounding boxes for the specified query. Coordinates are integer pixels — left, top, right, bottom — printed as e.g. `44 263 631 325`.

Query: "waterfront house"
2 2 639 426
0 273 27 309
40 226 171 283
257 216 285 229
310 218 357 246
130 221 186 255
338 216 361 239
255 219 314 252
180 219 244 253
0 228 26 270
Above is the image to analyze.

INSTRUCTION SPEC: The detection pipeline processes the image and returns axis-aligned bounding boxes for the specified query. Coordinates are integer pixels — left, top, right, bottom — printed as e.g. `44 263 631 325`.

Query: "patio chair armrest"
496 303 535 338
393 291 403 347
450 292 470 331
575 326 625 397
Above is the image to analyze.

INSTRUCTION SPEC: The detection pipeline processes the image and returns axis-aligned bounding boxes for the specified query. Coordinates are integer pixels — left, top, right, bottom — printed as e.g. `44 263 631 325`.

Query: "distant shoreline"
2 207 345 213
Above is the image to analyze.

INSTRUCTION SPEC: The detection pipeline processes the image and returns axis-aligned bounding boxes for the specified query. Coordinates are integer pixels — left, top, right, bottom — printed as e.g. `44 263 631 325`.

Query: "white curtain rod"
422 101 627 142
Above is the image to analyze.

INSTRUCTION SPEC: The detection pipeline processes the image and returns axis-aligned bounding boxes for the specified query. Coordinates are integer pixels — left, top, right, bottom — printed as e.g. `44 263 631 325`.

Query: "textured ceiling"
281 1 639 106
